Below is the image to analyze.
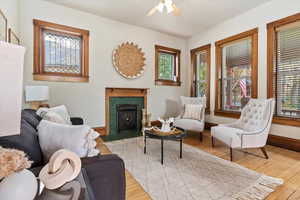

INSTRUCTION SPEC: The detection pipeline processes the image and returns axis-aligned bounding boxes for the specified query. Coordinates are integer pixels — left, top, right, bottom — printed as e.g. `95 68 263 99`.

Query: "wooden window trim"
155 45 181 86
33 19 90 82
267 13 300 127
190 44 211 113
215 28 258 118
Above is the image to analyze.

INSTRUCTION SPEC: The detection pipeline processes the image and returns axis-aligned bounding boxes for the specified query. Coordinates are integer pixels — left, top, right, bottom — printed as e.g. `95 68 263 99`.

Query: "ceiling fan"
147 0 181 16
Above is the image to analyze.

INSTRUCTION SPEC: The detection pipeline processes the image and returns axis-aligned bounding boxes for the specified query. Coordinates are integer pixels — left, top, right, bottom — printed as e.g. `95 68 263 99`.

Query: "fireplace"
117 104 138 133
104 88 148 140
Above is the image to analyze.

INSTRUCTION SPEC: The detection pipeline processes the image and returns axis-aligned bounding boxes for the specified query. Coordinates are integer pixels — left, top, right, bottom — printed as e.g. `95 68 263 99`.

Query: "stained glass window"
44 31 82 74
33 19 89 82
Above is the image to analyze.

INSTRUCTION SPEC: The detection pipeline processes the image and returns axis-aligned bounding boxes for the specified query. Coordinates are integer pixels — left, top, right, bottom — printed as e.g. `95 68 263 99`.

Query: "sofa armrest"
70 117 84 125
81 154 126 200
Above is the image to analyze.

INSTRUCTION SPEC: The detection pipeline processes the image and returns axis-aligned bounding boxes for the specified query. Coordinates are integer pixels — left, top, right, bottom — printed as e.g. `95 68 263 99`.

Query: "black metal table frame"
144 128 187 165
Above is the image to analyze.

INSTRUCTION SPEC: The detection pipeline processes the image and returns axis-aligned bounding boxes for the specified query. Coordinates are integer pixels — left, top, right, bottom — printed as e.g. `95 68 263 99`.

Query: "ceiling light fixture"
156 2 164 13
147 0 181 16
165 0 174 13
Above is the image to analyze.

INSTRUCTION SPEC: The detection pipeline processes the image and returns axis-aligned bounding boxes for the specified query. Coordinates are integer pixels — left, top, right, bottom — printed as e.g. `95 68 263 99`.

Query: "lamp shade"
25 86 49 102
0 42 25 136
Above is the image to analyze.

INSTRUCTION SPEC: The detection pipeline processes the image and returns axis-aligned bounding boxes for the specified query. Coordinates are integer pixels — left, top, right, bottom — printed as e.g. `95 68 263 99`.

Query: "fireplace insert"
117 104 138 133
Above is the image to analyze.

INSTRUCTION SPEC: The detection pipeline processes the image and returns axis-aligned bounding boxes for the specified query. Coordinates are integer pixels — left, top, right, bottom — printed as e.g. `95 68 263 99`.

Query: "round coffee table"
144 127 187 165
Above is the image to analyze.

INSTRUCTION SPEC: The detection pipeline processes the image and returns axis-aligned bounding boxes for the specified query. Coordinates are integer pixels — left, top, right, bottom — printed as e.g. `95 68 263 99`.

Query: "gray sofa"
0 109 126 200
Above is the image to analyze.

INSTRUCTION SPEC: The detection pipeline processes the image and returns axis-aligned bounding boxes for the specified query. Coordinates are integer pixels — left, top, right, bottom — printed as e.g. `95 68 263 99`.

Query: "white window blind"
275 24 300 119
221 38 252 112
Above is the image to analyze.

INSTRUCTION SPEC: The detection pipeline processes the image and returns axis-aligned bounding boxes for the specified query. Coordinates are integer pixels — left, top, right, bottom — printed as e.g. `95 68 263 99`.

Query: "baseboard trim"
267 134 300 153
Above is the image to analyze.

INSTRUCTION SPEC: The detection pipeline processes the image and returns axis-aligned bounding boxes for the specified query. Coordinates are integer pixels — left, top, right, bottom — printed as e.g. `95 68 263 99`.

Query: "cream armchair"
211 98 275 161
174 96 206 141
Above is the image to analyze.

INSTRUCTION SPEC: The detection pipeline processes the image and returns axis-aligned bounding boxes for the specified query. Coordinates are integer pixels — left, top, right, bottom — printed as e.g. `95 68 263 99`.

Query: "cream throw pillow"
37 120 100 160
182 104 203 121
37 105 72 125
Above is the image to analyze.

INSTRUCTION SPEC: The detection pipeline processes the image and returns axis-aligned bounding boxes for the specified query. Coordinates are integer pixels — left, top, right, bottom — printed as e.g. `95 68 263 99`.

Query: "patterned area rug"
106 137 283 200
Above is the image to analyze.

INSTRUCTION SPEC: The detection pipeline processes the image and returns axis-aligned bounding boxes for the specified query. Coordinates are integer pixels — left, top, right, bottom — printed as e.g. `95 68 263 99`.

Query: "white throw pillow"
182 104 203 121
37 105 72 125
37 120 100 160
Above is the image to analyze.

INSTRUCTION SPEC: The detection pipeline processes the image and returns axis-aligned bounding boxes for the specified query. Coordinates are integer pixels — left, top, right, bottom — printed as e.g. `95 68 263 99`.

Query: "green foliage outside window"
196 52 207 97
158 52 174 80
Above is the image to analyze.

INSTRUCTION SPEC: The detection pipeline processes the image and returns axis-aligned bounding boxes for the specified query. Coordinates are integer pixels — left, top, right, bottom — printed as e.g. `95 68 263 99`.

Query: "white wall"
16 0 300 139
20 0 189 127
188 0 300 140
0 0 19 36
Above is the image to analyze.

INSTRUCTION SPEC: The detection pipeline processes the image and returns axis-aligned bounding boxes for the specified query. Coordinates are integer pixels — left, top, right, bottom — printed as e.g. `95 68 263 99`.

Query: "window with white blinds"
215 29 258 117
274 24 300 119
221 38 252 112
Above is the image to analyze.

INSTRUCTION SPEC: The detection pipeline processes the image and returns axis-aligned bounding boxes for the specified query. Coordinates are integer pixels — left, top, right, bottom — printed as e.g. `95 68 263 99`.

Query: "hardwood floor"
97 131 300 200
96 138 151 200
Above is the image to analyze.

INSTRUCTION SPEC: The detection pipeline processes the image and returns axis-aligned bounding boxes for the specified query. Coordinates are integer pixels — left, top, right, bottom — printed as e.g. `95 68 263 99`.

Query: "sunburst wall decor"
113 42 146 79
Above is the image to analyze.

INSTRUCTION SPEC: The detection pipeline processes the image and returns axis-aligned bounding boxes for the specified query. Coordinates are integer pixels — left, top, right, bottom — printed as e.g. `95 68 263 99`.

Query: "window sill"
155 80 181 86
33 74 89 83
272 116 300 127
214 111 300 127
214 110 241 118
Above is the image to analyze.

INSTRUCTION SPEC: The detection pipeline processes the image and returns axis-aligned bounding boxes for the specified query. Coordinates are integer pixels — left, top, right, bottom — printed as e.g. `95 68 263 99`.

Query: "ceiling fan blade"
147 7 157 16
172 4 181 16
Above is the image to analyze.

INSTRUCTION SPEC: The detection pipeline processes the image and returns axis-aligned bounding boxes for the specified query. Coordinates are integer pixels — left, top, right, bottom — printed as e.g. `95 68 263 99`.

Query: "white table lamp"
25 86 49 110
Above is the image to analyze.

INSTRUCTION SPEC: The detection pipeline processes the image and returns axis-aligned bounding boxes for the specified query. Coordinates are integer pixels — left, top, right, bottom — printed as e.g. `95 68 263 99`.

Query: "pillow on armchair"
182 104 203 121
37 120 100 161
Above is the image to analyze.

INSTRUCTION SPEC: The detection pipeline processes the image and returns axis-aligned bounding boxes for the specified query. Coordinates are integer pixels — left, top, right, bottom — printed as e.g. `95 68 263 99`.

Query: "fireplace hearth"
117 104 138 133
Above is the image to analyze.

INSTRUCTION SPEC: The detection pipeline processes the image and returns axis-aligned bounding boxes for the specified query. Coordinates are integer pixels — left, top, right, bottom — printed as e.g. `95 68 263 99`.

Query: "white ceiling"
44 0 272 38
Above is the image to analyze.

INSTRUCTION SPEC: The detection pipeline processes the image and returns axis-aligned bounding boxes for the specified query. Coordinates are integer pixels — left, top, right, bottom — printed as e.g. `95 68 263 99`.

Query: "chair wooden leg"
230 147 233 161
199 132 203 142
260 147 269 159
211 136 215 148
